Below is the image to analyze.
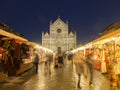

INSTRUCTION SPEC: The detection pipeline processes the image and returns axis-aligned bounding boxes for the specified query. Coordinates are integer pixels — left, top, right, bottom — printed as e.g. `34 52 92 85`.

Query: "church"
42 17 77 53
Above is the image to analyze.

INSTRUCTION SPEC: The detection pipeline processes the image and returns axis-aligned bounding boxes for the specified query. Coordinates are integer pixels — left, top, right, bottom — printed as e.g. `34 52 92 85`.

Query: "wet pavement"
0 60 110 90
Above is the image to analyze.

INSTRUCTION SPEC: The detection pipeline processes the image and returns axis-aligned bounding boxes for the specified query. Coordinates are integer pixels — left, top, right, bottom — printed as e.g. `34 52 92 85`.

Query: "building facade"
42 17 76 53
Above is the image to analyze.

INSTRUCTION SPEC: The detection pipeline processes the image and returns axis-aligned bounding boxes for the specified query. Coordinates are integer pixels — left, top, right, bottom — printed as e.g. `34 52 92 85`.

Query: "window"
57 29 61 33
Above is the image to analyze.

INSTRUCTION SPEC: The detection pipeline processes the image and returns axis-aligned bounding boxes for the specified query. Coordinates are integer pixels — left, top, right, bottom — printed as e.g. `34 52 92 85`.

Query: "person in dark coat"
33 49 40 73
58 55 64 67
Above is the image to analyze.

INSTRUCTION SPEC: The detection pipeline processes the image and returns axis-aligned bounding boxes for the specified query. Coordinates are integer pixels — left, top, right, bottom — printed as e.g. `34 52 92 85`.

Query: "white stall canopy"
0 29 28 41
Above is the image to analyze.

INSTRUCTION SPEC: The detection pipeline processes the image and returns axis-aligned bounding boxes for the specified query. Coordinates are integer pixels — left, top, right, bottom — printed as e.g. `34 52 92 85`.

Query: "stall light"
88 45 92 48
105 39 110 42
77 47 84 50
112 37 116 41
115 36 120 40
49 50 53 53
71 49 77 53
42 47 53 53
43 48 47 51
0 54 3 59
71 50 76 54
35 44 40 49
118 35 120 40
71 46 85 53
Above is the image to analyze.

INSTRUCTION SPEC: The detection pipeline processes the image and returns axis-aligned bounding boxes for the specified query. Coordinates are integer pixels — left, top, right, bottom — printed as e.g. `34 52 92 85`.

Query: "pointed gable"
44 32 49 38
69 32 74 36
52 17 66 26
71 27 76 35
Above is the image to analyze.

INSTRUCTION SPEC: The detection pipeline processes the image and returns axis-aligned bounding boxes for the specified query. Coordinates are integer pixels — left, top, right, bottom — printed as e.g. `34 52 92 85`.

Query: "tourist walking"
73 51 91 89
33 49 40 73
85 53 94 85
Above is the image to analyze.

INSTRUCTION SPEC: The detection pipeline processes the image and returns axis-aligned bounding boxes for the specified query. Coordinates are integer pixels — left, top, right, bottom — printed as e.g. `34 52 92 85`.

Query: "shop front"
71 28 120 88
0 29 35 81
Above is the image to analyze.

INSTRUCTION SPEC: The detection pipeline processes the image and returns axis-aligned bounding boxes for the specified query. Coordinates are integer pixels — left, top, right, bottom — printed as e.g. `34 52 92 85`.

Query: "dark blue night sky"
0 0 120 44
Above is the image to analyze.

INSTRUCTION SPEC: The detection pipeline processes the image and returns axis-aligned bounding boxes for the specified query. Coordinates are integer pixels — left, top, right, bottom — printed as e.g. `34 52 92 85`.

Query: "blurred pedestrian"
68 53 73 61
44 55 48 68
73 51 90 89
44 54 55 76
58 54 64 67
85 53 94 85
33 49 40 73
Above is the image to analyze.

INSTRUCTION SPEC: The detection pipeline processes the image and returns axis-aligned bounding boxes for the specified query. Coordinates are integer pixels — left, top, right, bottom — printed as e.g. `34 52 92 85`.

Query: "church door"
57 47 61 53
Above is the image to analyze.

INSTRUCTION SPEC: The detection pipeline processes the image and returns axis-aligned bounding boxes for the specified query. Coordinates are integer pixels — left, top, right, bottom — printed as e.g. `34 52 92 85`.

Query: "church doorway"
57 47 61 53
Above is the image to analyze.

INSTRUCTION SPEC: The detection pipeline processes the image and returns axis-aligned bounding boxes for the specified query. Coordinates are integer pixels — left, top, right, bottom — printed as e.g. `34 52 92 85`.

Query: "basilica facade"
42 17 76 53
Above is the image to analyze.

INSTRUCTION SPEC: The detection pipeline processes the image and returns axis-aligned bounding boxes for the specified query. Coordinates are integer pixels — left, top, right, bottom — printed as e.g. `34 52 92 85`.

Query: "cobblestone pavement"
0 60 110 90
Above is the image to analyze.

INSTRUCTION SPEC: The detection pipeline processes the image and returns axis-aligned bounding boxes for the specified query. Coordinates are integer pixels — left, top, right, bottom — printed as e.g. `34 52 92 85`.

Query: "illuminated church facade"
42 17 76 53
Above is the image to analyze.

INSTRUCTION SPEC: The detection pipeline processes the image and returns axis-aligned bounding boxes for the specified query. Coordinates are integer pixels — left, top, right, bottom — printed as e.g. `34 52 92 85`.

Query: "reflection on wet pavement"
0 60 110 90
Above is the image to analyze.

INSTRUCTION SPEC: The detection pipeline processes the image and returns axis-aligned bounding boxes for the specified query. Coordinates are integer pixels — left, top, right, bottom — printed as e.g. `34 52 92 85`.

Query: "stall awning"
0 29 28 41
25 41 37 46
92 28 120 43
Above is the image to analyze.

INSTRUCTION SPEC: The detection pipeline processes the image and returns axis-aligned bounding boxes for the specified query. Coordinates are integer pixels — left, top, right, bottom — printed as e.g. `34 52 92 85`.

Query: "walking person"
58 55 64 67
44 54 54 75
47 55 52 74
73 51 91 89
85 53 94 85
54 57 59 68
44 55 48 68
33 49 40 73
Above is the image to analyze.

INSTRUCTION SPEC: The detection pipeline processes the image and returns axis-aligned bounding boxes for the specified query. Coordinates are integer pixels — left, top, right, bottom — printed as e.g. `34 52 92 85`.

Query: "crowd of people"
33 50 98 89
72 51 94 89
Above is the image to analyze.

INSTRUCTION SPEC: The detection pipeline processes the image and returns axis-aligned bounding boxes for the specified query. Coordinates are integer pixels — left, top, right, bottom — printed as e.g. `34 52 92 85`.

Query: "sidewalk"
0 61 112 90
0 72 8 83
91 68 110 90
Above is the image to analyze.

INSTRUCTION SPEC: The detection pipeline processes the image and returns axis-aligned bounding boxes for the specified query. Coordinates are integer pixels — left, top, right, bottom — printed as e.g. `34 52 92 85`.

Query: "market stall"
92 29 120 72
70 28 120 89
15 41 36 75
0 29 36 78
71 28 120 73
37 46 54 62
